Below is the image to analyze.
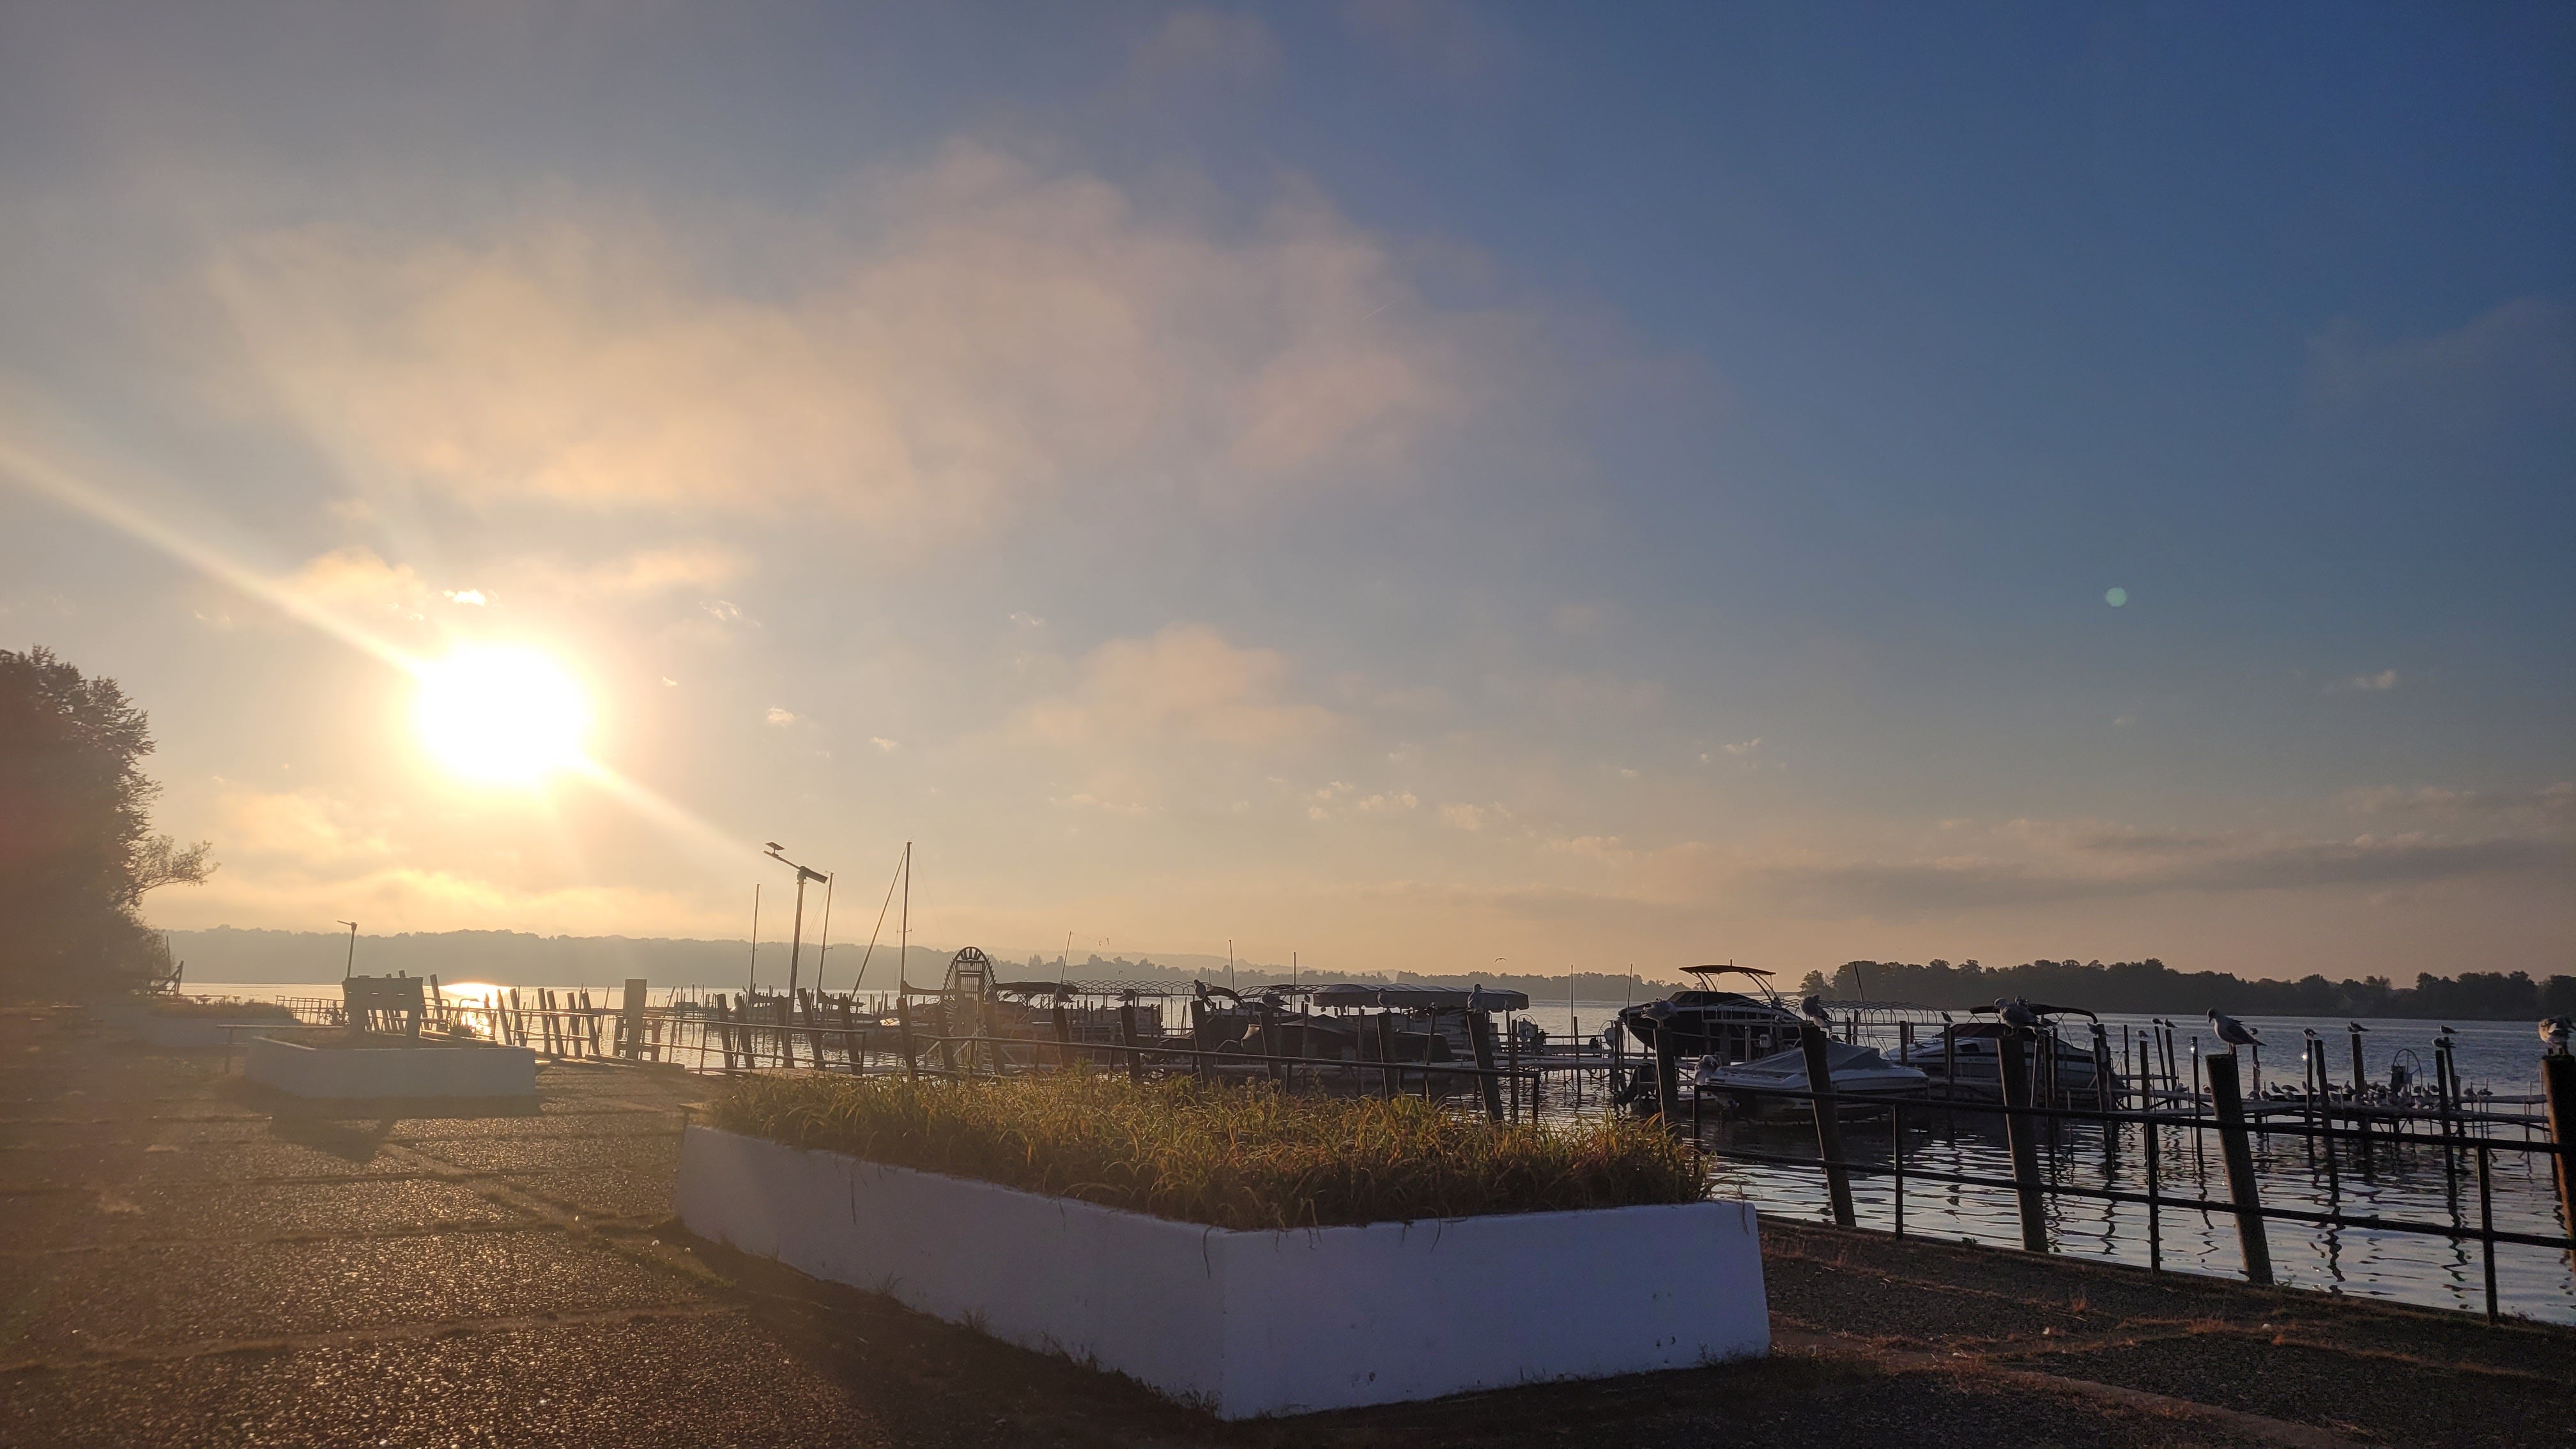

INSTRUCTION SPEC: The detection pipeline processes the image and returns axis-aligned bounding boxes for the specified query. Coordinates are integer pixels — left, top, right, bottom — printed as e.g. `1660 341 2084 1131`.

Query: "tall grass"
708 1071 1705 1230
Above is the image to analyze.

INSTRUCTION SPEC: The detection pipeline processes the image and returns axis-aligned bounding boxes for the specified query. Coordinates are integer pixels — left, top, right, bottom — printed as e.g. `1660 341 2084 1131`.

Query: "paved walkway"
3 1004 2567 1446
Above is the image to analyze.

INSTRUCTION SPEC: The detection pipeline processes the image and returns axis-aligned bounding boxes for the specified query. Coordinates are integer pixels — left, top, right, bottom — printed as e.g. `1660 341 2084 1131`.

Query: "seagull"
2207 1011 2261 1050
1800 994 1832 1027
2542 1017 2572 1055
2347 1022 2369 1034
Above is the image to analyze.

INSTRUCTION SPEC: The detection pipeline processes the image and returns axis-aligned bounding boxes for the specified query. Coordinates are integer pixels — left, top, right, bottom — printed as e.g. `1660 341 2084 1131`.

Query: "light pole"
763 843 829 999
339 921 358 980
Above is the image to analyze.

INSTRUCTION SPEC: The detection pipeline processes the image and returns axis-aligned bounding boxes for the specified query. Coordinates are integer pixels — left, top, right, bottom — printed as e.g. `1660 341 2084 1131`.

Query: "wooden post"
712 998 737 1072
1052 998 1074 1071
896 987 919 1080
622 979 647 1060
2207 1050 2273 1285
1376 1012 1400 1099
1652 1027 1680 1123
2543 1053 2576 1245
1997 1032 2048 1252
1505 1019 1521 1123
1467 1009 1505 1123
1186 998 1211 1081
1118 1001 1146 1084
1800 1022 1856 1227
2348 1024 2371 1161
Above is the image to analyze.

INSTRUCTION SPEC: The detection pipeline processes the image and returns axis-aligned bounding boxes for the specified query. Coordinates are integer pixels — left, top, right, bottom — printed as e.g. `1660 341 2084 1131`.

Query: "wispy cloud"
209 144 1513 539
1025 624 1339 749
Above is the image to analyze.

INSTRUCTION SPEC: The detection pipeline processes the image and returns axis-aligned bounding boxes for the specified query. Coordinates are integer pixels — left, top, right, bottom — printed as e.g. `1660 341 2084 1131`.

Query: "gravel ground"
3 1002 2566 1447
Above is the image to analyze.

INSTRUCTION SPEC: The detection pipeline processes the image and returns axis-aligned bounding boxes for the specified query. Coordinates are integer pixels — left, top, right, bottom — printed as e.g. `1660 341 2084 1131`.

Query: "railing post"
1997 1032 2048 1252
1118 1001 1146 1084
2206 1050 2273 1285
2543 1052 2575 1243
1800 1022 1855 1227
621 979 647 1061
1468 1009 1505 1123
895 986 919 1081
1652 1029 1680 1123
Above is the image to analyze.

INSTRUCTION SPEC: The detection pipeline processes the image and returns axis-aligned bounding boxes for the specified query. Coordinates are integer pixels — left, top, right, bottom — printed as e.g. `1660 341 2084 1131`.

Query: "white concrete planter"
676 1124 1768 1419
244 1034 539 1100
133 1015 294 1050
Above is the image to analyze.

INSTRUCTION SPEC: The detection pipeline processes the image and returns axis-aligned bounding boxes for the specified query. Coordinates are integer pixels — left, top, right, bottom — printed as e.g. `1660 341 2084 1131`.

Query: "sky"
1 2 2568 984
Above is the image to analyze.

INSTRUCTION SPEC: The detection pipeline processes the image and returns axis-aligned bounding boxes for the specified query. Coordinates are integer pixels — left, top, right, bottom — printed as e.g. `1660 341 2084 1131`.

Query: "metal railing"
1678 1029 2575 1324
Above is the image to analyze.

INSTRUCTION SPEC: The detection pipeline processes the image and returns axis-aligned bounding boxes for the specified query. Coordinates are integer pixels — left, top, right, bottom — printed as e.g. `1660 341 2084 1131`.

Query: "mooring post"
894 986 919 1080
1118 1000 1146 1084
2543 1052 2575 1242
1468 1009 1505 1123
1052 998 1073 1071
621 979 647 1061
1375 1012 1400 1099
1185 997 1211 1081
1506 1021 1521 1123
1997 1032 2048 1252
2348 1023 2371 1162
1652 1029 1680 1124
1800 1022 1856 1228
2206 1050 2273 1285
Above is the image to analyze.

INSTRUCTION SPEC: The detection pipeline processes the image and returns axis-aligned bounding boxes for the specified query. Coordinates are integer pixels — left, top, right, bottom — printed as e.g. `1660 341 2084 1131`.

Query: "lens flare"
415 645 590 786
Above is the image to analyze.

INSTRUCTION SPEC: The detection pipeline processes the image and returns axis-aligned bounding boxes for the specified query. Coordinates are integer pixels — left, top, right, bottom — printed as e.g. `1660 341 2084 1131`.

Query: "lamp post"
763 843 829 999
339 921 358 980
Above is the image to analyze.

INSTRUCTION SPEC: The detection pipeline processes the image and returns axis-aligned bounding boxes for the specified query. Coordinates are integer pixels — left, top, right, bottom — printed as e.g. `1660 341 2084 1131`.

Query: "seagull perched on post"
1800 994 1832 1027
2543 1016 2572 1056
2207 1011 2260 1050
2347 1022 2368 1034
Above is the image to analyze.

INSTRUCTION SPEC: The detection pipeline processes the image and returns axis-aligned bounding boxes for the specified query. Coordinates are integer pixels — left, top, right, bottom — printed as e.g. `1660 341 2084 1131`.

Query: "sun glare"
414 645 591 786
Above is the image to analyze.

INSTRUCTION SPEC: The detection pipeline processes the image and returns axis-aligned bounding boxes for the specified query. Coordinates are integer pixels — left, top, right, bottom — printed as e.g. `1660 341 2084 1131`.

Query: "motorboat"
1692 1039 1929 1116
1613 965 1806 1065
1894 1016 2120 1106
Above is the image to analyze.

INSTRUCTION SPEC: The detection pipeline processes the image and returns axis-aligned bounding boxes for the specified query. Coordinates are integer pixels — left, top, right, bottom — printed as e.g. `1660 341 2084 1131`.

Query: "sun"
413 645 591 786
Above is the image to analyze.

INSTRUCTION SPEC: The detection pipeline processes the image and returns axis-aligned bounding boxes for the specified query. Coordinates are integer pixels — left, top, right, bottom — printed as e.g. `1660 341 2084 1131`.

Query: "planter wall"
134 1016 292 1050
244 1034 538 1099
675 1124 1767 1420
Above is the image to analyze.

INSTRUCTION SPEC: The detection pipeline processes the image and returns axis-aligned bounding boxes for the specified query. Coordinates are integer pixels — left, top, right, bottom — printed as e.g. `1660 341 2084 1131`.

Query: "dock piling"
2207 1051 2273 1285
1997 1032 2048 1252
1800 1023 1856 1228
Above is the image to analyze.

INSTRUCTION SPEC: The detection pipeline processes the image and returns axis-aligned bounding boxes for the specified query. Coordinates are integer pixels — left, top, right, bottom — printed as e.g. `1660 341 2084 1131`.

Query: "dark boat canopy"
1306 983 1531 1011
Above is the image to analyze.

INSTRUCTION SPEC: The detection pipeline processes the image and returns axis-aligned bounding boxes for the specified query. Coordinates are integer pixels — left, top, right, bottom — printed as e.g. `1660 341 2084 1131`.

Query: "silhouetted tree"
0 647 212 997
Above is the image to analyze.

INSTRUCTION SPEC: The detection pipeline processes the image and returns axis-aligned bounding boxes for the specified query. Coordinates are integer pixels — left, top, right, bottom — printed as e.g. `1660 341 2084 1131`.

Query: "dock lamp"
763 843 830 999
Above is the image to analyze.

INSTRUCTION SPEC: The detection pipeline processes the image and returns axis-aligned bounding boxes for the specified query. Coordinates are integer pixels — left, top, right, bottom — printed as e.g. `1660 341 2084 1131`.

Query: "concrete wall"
675 1125 1767 1419
243 1035 539 1099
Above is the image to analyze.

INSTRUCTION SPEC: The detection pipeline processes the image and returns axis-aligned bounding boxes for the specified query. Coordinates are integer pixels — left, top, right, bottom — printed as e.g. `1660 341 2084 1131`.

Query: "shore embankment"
3 1003 2568 1447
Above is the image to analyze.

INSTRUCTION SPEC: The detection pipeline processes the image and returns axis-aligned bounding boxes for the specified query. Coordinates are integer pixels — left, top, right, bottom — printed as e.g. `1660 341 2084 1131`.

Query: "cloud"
1025 624 1339 749
2335 668 2399 693
288 546 435 621
765 707 797 727
210 144 1506 539
1752 829 2569 917
868 737 901 753
512 544 751 599
2308 296 2575 428
1439 802 1487 831
443 588 487 606
213 786 391 867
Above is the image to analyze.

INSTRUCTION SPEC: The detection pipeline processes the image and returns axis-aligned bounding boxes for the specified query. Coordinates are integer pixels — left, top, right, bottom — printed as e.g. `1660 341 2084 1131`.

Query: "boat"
1692 1039 1929 1116
1612 965 1806 1064
1893 1018 2120 1106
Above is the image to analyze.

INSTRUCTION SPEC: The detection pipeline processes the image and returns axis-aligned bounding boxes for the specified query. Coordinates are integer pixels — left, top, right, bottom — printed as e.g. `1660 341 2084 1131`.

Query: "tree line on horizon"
1797 958 2576 1022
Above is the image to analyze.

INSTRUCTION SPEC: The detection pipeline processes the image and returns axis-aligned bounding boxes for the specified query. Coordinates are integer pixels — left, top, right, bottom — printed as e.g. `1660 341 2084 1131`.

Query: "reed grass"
142 995 296 1019
709 1071 1705 1230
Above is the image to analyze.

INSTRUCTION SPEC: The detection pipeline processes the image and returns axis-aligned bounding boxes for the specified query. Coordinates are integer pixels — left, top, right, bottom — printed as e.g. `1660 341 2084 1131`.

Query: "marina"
180 967 2576 1325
